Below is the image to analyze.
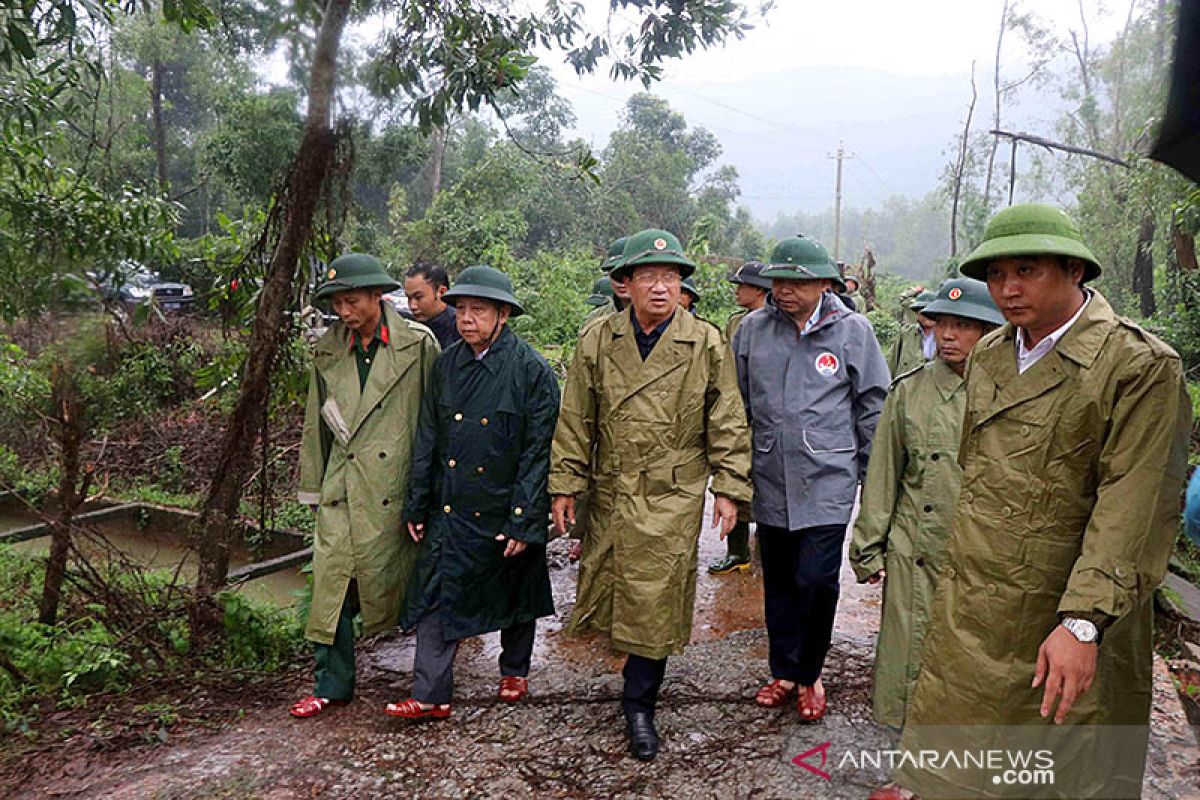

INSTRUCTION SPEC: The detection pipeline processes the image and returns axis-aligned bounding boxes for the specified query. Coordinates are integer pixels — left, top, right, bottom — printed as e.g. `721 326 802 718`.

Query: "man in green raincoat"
885 290 936 377
581 236 631 329
290 253 440 719
550 228 753 762
385 266 559 720
873 205 1191 800
849 277 1003 729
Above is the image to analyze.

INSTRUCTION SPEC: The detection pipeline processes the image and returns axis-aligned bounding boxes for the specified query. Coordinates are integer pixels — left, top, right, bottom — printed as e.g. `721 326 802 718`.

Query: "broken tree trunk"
38 365 85 626
190 0 352 642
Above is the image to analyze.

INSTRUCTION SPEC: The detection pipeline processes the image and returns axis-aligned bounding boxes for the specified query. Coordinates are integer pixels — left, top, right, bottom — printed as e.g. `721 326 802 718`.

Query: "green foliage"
866 309 901 351
507 249 598 362
218 592 303 671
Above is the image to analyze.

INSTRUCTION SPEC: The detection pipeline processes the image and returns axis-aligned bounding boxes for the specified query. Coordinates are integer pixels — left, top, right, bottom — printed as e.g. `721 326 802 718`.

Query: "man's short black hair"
406 262 450 291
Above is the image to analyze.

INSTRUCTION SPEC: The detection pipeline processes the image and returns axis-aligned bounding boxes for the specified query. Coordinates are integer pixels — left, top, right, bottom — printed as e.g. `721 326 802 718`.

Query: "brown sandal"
498 676 529 702
754 679 796 708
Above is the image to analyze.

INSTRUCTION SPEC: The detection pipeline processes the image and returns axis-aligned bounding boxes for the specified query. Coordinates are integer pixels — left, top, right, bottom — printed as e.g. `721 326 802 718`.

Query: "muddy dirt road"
7 504 1199 799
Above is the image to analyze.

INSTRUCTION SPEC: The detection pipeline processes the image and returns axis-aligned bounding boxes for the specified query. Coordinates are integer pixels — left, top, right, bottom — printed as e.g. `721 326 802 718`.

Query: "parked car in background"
90 264 196 312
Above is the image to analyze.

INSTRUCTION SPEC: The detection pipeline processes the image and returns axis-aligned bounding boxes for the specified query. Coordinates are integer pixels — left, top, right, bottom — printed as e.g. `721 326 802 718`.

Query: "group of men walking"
286 202 1190 798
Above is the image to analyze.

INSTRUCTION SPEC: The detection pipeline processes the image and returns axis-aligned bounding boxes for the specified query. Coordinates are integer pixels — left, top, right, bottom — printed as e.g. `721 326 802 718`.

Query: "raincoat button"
448 459 457 468
916 557 926 567
923 504 933 513
1115 566 1126 578
443 505 452 514
514 507 523 516
477 466 485 474
330 500 339 507
1020 425 1031 437
945 566 956 580
1002 506 1012 517
987 583 998 595
931 453 940 461
962 491 973 503
481 417 489 426
379 451 387 459
347 453 355 460
454 412 463 421
474 511 481 518
382 499 390 506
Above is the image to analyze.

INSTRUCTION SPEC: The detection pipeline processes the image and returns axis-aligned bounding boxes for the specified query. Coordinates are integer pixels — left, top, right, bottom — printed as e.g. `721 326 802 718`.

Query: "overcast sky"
530 0 1130 219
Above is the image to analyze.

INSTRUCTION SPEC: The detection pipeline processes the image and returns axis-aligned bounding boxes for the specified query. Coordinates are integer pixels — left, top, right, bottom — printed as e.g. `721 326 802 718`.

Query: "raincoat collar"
766 290 851 335
930 357 965 402
450 324 515 374
990 288 1112 372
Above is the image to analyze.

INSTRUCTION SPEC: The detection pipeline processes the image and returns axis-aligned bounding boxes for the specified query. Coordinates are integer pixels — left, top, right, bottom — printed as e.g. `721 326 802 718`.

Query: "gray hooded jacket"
732 292 889 530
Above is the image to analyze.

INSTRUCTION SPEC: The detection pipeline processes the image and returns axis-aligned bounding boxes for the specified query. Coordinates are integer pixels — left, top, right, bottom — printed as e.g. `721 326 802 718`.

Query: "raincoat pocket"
753 430 776 453
803 428 855 454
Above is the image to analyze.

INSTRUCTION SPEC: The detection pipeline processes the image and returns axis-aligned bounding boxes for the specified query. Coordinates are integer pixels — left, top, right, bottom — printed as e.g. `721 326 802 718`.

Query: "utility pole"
832 142 845 261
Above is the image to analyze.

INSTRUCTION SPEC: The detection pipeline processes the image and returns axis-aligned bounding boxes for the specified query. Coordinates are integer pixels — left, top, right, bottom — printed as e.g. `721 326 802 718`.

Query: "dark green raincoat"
399 327 559 640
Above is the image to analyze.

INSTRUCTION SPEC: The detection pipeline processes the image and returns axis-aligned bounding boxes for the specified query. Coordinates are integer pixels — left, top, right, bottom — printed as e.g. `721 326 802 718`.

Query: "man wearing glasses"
550 228 752 762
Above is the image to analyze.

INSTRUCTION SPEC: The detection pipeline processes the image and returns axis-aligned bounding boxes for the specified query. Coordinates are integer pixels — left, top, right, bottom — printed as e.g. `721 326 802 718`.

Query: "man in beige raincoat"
550 227 752 762
289 253 439 718
873 204 1191 799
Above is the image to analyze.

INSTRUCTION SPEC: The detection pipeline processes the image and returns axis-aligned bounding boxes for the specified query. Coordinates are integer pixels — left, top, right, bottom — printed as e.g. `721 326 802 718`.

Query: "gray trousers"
412 606 536 705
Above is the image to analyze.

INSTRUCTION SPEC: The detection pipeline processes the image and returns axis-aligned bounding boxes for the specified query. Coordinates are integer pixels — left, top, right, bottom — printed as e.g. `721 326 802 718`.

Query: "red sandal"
289 695 346 718
797 685 827 722
754 679 796 708
498 676 529 702
384 698 451 719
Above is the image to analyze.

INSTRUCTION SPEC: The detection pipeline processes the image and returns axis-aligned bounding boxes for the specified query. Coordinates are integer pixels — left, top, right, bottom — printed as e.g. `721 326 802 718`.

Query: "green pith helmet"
910 290 937 312
761 235 846 292
726 260 773 290
959 203 1101 283
602 236 629 273
442 264 524 316
610 228 696 281
586 275 614 307
681 276 701 302
313 253 401 300
921 278 1005 327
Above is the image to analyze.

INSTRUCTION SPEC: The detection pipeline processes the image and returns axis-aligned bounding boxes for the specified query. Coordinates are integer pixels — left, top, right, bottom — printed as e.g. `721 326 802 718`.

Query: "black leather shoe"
625 711 659 761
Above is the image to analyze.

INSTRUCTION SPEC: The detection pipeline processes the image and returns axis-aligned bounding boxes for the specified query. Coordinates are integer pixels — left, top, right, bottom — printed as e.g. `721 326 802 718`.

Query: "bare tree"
950 62 978 259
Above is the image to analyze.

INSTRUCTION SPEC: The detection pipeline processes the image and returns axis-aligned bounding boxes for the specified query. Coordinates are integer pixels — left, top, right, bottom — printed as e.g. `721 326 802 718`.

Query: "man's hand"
551 495 576 537
867 569 886 585
1032 625 1098 724
496 534 528 557
407 521 425 542
712 495 738 539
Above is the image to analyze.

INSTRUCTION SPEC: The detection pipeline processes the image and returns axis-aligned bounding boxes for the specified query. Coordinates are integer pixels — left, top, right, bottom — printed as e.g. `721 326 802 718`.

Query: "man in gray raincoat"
732 234 889 721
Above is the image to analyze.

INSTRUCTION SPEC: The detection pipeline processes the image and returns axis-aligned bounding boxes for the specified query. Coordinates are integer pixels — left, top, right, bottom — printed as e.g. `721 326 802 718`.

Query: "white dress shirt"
1015 291 1091 374
921 329 937 360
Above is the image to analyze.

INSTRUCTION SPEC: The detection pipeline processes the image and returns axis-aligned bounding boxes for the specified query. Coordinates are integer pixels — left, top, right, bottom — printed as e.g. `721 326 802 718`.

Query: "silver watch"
1060 617 1099 644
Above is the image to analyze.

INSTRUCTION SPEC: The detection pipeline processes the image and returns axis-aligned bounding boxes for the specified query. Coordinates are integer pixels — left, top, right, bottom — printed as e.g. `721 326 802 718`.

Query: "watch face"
1064 618 1098 642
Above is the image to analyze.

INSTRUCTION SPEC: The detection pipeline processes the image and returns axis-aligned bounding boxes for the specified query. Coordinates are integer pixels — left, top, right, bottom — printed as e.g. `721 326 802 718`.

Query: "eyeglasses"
630 271 682 288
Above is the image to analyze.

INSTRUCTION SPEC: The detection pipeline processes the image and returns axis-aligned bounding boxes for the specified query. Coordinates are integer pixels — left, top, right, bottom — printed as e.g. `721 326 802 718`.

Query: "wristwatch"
1060 617 1100 644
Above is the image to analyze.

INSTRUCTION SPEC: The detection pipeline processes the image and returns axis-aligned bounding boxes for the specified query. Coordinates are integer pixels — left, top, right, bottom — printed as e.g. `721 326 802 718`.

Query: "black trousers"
757 523 845 686
621 654 667 717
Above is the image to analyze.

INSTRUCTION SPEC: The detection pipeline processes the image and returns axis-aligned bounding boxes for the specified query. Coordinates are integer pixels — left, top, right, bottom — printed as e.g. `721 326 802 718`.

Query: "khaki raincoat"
895 292 1191 798
549 309 753 659
885 323 928 377
298 304 440 644
849 358 966 728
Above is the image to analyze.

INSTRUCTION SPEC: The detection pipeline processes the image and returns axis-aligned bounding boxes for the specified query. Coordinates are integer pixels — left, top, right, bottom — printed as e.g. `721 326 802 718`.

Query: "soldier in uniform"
733 235 889 721
874 205 1191 800
708 260 772 575
885 289 936 377
581 236 630 329
290 254 440 718
386 266 559 720
679 276 700 313
550 228 752 761
849 278 1003 729
585 275 613 310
